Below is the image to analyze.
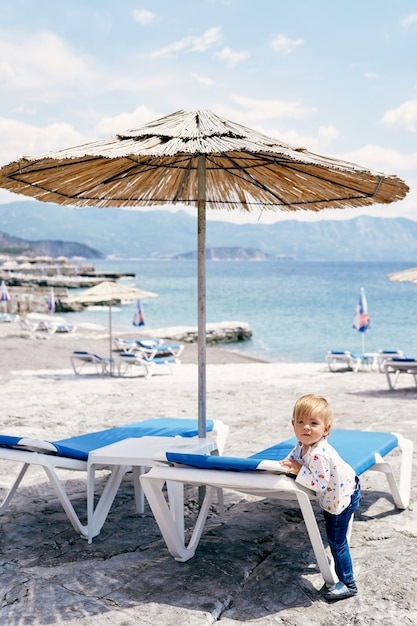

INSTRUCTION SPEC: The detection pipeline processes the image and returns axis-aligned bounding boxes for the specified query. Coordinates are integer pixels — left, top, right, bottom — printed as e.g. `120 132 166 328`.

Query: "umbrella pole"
109 304 113 376
197 154 207 438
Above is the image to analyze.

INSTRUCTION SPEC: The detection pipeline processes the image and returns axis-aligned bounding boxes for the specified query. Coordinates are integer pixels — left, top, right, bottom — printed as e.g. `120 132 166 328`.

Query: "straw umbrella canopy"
0 109 409 435
67 281 158 373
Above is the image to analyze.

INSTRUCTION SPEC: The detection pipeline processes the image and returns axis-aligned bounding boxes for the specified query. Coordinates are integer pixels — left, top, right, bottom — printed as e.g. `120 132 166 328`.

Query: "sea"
64 259 417 363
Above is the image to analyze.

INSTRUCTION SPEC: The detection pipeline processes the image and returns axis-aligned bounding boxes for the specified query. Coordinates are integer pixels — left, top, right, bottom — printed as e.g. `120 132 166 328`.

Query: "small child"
280 394 360 602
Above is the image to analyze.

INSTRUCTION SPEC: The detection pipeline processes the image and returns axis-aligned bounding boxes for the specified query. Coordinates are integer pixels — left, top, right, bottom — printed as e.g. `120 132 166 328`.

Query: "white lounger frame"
384 359 417 390
325 351 362 372
0 420 228 541
140 432 413 586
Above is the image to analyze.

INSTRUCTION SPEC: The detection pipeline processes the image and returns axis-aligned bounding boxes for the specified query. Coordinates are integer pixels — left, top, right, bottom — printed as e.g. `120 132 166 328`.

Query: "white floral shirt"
286 436 357 515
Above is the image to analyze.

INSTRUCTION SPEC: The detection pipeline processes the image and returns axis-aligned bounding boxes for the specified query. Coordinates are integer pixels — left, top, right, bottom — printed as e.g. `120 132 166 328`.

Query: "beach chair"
0 417 228 541
114 336 184 358
377 350 405 373
0 313 19 323
19 317 41 332
70 351 111 375
135 339 184 359
383 357 417 390
140 429 412 586
114 336 163 353
116 352 180 378
53 322 77 333
325 350 362 372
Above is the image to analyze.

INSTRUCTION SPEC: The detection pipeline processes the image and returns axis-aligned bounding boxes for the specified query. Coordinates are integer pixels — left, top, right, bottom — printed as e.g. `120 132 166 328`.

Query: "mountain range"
0 200 416 261
0 229 103 259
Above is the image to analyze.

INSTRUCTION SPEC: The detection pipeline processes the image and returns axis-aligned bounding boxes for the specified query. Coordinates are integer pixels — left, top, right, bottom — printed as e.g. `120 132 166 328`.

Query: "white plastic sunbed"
70 351 111 375
114 336 184 358
325 350 362 372
384 357 417 389
140 429 413 586
116 352 180 378
0 418 228 541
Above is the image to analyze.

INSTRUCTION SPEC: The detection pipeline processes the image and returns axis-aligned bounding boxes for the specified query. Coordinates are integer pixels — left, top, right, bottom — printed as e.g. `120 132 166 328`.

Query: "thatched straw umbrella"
67 281 158 374
0 109 409 436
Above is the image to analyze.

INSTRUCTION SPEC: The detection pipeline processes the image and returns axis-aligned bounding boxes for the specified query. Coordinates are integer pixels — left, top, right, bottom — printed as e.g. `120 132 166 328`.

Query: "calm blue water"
65 260 417 363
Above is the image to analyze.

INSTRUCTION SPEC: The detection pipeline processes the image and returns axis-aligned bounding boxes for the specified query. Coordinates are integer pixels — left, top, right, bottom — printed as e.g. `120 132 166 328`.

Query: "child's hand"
280 459 302 474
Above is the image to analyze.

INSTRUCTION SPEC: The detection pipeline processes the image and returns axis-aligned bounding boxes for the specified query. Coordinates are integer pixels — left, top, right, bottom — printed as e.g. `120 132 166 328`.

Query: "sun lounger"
140 429 412 586
115 336 163 353
116 352 180 378
71 351 111 375
325 350 362 372
0 313 19 323
19 317 42 332
135 339 184 359
53 322 77 333
377 350 405 373
19 317 57 334
114 336 184 358
0 417 228 541
384 357 417 389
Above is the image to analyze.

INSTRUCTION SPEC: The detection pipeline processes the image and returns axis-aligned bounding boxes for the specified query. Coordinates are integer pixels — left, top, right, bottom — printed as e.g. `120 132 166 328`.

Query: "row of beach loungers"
326 349 417 390
71 336 184 378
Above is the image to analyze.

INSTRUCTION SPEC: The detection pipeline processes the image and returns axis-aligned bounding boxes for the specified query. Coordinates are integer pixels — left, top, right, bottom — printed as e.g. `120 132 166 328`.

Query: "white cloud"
0 30 94 95
152 26 222 57
132 9 156 25
0 117 86 165
338 144 417 178
219 96 316 125
381 101 417 132
214 47 249 66
401 13 417 27
191 72 214 86
364 71 383 79
271 34 304 55
94 105 162 135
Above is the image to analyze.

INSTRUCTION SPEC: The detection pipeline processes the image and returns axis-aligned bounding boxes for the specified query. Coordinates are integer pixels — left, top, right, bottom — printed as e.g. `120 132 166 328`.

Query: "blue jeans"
323 479 361 587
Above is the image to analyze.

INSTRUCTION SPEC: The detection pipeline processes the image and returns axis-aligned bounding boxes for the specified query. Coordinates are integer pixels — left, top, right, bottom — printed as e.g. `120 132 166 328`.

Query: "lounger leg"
372 435 413 509
385 368 397 390
166 480 185 538
43 465 88 537
140 473 216 562
87 463 129 542
0 463 30 513
132 465 145 514
295 491 338 586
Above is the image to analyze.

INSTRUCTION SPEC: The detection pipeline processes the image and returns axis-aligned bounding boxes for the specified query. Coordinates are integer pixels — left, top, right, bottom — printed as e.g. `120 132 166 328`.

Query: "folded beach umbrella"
0 109 408 436
67 281 158 373
132 299 145 327
47 286 55 313
352 287 370 353
0 280 10 302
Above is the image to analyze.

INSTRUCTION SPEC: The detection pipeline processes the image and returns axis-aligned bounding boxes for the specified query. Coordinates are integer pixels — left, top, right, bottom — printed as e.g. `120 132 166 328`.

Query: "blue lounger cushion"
0 418 214 462
120 353 177 364
165 429 400 478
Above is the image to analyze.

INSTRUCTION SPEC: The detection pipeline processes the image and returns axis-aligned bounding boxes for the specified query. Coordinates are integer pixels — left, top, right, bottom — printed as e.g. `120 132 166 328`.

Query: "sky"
0 0 416 224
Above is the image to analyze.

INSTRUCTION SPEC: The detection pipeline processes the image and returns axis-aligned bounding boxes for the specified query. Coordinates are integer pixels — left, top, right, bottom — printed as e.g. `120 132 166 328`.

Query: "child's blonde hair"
292 394 333 427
